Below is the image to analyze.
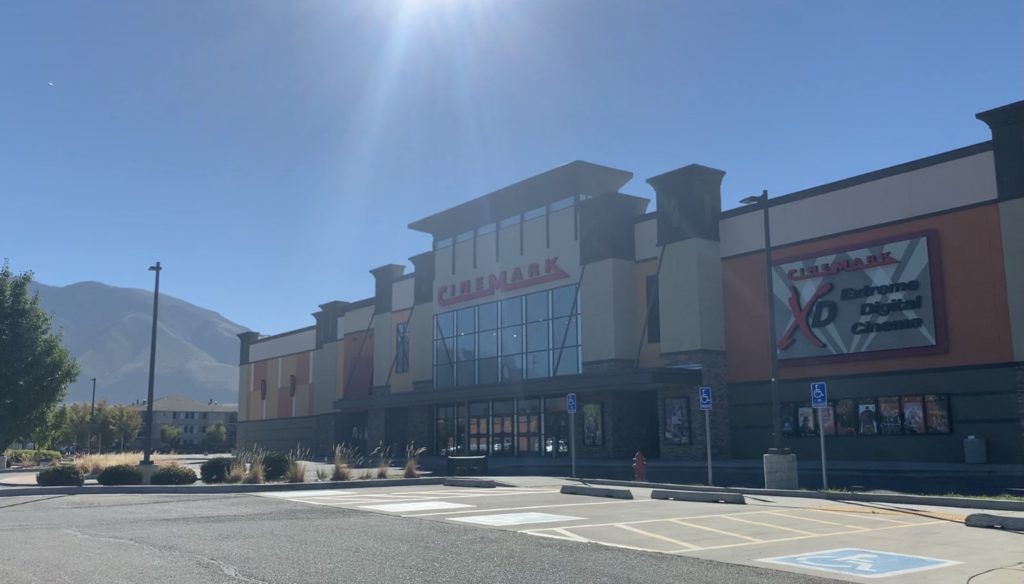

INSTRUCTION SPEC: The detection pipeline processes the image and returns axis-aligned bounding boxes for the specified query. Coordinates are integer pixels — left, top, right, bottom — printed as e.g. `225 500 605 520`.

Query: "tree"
108 405 141 451
205 422 227 450
65 403 92 451
0 263 79 449
159 425 181 450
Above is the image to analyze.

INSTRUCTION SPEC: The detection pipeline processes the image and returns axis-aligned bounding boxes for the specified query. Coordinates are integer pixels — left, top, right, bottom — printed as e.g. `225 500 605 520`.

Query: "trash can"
447 456 488 476
964 435 987 464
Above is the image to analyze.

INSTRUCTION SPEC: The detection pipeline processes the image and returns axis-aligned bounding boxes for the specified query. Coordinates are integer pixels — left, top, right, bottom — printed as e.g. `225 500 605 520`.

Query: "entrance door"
544 396 569 457
385 408 408 454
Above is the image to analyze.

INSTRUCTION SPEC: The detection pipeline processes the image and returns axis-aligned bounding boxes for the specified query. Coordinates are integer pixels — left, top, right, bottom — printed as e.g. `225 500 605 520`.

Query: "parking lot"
258 479 1024 582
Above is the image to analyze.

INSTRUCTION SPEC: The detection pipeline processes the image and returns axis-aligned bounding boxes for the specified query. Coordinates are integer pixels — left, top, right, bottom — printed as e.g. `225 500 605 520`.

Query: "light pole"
739 191 783 451
141 262 161 466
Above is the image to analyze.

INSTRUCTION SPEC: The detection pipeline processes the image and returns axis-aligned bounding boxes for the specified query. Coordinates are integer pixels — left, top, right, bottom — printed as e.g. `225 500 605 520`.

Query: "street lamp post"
141 262 162 466
89 378 96 454
740 190 783 448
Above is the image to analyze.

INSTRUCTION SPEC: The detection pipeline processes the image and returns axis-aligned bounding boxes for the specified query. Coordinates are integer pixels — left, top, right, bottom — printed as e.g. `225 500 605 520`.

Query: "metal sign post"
811 382 828 490
699 386 713 486
567 393 577 478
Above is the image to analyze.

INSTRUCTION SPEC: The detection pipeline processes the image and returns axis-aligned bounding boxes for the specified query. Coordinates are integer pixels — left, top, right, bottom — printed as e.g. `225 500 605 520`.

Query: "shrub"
244 453 266 484
331 444 354 481
37 465 85 487
371 443 392 479
200 457 233 484
262 452 288 482
284 448 307 483
97 464 143 486
151 465 198 485
315 466 330 481
7 449 61 466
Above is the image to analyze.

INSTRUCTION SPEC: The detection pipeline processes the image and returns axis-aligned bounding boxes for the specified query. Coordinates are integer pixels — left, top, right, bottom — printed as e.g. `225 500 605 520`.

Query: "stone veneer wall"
657 350 729 460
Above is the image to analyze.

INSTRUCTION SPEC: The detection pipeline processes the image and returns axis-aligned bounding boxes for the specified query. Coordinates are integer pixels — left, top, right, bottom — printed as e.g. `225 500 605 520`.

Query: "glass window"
435 312 454 338
517 399 541 455
525 351 550 379
468 402 489 454
478 330 498 358
856 398 878 435
478 358 498 384
477 223 496 235
395 322 409 374
456 361 476 386
553 346 579 376
552 285 576 318
552 316 577 348
501 326 523 355
455 230 474 243
478 302 498 330
434 364 454 388
526 291 548 322
526 321 549 352
434 338 453 365
499 215 520 228
456 307 475 335
550 196 574 212
524 206 545 221
544 397 569 455
456 334 476 361
500 354 523 381
501 297 522 326
646 275 660 343
924 395 951 434
491 401 515 456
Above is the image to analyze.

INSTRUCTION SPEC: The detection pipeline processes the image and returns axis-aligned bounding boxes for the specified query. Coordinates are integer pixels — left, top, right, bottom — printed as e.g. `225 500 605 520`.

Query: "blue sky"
1 1 1020 335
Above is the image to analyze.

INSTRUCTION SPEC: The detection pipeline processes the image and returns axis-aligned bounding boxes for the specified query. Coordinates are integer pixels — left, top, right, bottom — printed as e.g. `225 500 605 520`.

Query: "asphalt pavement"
0 490 838 584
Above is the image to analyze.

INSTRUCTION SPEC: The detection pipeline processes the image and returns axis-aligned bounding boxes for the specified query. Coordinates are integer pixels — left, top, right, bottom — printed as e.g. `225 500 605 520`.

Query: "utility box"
963 436 987 464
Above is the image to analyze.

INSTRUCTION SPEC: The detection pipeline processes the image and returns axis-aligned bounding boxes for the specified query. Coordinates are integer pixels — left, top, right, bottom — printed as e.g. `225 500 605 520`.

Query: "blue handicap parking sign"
811 381 828 408
760 548 959 579
699 386 712 411
566 393 577 414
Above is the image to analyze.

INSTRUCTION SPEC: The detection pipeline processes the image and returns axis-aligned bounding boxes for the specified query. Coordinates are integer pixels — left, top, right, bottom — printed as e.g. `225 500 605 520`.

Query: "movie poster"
835 399 857 436
798 407 817 437
781 404 797 437
925 394 951 434
857 399 878 435
820 405 836 436
877 397 902 435
902 396 926 434
583 403 603 446
664 398 690 445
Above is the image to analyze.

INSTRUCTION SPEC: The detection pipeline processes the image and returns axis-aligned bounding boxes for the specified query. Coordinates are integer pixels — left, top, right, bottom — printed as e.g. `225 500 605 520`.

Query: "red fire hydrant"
633 451 647 482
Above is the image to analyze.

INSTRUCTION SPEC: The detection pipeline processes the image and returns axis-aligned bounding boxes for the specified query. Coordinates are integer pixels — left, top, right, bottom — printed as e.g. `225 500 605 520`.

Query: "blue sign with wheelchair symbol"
811 381 828 408
566 393 577 414
761 548 959 578
699 386 712 411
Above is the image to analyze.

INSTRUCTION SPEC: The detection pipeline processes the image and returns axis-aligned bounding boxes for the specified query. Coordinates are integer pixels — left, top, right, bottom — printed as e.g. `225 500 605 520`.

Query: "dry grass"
74 452 174 476
371 442 392 479
225 460 245 484
315 466 330 481
243 453 266 484
403 443 426 479
285 460 305 483
360 468 377 480
331 444 355 482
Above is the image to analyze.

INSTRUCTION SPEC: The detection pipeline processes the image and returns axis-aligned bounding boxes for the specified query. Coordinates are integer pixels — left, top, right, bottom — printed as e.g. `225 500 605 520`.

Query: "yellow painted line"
554 509 782 530
405 498 655 517
669 519 764 542
682 520 946 553
764 511 868 531
615 524 700 551
719 515 817 535
810 508 915 525
550 527 590 542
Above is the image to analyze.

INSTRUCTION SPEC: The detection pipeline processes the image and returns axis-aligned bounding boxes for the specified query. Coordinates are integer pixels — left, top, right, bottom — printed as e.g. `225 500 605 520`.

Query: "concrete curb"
560 485 633 499
651 489 745 504
965 513 1024 531
0 477 447 498
580 478 1024 512
443 478 497 488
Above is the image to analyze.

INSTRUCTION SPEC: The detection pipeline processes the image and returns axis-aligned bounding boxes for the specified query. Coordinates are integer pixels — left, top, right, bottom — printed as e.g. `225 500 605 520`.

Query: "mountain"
29 281 248 406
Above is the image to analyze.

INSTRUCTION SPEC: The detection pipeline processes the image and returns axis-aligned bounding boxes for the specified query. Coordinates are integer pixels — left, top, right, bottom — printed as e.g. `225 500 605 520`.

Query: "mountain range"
30 281 248 406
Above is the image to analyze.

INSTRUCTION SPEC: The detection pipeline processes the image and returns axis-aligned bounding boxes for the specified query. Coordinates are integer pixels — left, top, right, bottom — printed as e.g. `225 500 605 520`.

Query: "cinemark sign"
437 257 570 307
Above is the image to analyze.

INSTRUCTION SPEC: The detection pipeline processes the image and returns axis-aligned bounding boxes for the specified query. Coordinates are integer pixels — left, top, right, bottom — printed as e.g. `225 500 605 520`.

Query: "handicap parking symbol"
759 548 960 579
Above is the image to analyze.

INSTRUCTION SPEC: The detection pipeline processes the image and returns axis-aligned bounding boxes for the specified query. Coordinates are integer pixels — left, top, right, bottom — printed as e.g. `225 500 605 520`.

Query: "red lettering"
511 267 524 282
489 272 507 291
459 280 471 295
475 276 485 292
528 263 540 278
545 257 560 273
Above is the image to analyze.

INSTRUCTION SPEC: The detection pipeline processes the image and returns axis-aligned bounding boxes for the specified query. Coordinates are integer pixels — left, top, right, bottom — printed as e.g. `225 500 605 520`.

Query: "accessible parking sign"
759 548 960 579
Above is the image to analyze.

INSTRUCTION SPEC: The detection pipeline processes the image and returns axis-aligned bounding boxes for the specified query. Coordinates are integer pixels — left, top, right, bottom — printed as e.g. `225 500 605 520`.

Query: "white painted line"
810 509 915 525
683 521 946 553
450 512 582 527
758 547 962 579
405 498 655 518
614 524 700 551
359 501 474 513
669 519 763 542
765 511 868 531
257 490 360 498
720 515 817 535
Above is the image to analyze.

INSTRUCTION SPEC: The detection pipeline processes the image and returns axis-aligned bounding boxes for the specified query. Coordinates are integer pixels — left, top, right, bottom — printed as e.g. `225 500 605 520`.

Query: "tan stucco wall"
634 259 661 367
659 238 725 354
580 258 638 364
390 309 414 392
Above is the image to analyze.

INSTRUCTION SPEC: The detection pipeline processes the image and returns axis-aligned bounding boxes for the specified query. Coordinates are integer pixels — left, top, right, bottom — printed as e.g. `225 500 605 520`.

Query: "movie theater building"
723 100 1024 464
236 99 1024 465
